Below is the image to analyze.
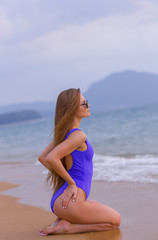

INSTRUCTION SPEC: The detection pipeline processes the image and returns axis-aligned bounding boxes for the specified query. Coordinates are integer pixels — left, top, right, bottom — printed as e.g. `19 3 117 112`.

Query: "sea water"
0 103 158 184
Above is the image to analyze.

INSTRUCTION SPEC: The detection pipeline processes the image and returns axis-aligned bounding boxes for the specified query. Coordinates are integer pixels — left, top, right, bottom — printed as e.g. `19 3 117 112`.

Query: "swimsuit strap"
65 128 81 140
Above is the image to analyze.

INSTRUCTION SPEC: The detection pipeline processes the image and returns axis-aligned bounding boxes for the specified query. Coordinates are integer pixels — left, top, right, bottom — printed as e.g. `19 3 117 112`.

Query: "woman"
38 88 121 235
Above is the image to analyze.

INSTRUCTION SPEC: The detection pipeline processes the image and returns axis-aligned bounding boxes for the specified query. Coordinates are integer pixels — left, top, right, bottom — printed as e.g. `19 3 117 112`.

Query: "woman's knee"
113 212 121 227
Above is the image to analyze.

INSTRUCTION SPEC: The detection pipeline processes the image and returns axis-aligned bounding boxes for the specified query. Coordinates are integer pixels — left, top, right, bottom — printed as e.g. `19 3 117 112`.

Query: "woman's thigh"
54 189 121 226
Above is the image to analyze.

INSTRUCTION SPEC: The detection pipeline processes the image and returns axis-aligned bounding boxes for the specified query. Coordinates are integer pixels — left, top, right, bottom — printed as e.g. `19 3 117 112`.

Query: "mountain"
84 70 158 112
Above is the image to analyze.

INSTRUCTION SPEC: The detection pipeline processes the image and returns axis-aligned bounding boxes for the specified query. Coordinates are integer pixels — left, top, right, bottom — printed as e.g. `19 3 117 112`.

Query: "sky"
1 0 158 106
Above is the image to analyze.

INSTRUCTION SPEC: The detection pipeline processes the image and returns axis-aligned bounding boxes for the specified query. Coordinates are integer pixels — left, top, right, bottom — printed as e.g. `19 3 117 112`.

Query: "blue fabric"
50 128 94 213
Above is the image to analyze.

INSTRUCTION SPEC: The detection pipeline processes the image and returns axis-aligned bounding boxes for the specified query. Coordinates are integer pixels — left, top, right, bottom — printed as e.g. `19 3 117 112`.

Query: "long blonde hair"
47 88 81 194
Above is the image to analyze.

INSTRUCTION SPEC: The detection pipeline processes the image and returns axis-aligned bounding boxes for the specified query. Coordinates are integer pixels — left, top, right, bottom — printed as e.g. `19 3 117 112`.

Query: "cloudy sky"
1 0 158 106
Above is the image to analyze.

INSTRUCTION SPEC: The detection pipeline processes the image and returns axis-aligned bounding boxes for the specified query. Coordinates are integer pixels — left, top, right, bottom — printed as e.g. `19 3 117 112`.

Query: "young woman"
38 88 121 235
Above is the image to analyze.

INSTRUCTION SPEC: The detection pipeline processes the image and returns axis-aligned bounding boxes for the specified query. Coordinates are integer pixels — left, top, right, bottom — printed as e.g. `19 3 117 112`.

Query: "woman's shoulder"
66 128 86 143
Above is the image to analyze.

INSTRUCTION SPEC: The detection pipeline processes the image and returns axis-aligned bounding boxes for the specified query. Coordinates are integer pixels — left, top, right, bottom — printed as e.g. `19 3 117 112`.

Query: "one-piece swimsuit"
50 128 94 213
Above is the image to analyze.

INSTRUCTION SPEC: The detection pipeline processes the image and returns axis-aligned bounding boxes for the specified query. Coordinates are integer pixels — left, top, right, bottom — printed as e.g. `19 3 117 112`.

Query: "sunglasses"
80 100 89 108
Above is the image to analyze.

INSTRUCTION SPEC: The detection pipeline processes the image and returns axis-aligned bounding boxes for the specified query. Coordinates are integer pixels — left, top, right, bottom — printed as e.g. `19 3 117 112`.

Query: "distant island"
0 110 41 125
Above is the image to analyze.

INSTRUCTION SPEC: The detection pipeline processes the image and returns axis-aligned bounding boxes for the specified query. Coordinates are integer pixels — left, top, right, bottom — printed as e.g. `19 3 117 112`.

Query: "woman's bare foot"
39 217 61 235
40 219 71 236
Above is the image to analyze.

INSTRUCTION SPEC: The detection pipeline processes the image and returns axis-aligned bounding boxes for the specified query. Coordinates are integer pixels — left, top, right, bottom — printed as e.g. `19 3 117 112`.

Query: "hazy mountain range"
84 70 158 112
1 70 158 118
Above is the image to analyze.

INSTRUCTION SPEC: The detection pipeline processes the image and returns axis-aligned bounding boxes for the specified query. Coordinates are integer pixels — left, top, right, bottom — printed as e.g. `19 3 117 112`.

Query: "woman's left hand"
61 184 78 209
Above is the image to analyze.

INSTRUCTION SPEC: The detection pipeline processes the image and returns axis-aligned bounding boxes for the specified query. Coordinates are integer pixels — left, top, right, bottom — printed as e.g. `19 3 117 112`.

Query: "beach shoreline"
1 180 158 240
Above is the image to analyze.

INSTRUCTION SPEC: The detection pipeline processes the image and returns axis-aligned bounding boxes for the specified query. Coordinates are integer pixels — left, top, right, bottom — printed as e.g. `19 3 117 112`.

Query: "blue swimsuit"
50 128 94 213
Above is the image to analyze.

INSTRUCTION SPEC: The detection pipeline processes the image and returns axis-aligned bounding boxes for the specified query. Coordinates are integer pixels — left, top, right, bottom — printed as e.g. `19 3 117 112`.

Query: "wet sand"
0 180 158 240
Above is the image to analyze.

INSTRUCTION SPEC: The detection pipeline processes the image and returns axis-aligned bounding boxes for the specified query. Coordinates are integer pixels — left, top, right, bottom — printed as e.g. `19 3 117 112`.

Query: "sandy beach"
0 178 158 240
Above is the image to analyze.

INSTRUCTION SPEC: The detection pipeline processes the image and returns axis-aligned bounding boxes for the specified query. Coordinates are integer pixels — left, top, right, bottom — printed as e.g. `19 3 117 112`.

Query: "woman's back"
65 128 94 198
50 128 94 213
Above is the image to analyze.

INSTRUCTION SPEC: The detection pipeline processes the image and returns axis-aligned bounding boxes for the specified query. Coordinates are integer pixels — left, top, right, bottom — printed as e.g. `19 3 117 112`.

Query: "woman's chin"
85 112 90 117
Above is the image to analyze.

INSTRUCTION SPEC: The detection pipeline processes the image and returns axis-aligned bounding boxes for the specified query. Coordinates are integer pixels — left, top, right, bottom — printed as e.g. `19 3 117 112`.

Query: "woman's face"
76 94 90 119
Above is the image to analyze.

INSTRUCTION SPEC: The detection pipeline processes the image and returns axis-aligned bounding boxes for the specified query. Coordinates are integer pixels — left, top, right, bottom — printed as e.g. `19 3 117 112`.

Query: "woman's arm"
38 141 55 171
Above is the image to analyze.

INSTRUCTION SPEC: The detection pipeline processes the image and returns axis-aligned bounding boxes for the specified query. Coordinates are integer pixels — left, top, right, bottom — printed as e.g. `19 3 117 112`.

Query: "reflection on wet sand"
81 228 122 240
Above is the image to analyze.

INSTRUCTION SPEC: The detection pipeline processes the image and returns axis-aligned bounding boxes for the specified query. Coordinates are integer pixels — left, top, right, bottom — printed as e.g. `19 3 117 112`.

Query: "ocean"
0 103 158 184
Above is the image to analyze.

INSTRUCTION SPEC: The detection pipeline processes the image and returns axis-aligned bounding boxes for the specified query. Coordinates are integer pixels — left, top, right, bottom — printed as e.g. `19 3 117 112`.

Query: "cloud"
4 0 158 63
0 7 13 39
0 0 158 105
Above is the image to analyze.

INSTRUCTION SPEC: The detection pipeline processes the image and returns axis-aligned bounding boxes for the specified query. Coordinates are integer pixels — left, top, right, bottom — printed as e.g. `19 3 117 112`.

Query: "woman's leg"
40 218 118 235
40 188 121 235
54 193 121 226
